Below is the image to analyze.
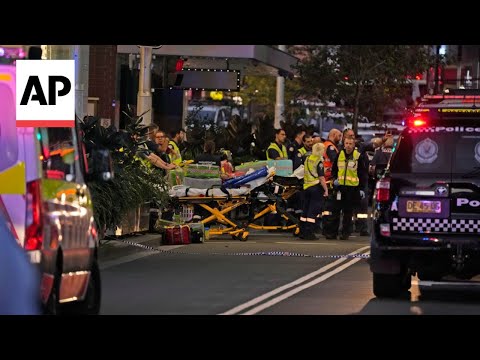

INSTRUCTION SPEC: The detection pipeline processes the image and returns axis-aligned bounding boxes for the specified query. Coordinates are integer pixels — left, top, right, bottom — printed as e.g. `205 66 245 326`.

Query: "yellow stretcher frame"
246 185 300 235
174 195 251 241
172 182 302 241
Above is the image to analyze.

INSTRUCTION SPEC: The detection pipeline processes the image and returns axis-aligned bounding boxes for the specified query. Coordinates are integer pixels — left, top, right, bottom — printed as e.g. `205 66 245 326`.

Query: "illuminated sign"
168 68 241 91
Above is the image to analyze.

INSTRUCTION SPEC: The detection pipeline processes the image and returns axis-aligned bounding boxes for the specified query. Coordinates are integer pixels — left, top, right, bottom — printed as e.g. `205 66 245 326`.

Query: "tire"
373 273 404 298
44 270 61 315
62 259 101 315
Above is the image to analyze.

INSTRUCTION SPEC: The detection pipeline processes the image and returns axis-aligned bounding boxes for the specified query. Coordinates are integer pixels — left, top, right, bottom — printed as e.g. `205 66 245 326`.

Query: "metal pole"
137 46 153 125
73 45 89 120
275 45 286 129
434 45 440 94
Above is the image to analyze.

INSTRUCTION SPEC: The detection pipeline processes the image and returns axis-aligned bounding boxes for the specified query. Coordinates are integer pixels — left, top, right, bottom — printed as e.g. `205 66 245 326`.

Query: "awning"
117 45 298 77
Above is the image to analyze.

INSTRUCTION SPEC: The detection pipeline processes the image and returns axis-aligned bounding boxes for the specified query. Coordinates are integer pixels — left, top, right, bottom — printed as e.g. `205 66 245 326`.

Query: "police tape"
108 238 371 259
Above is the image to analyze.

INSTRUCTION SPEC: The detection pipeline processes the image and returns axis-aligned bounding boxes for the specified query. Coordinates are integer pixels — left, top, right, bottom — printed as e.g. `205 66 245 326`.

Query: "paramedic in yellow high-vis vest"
168 128 185 165
298 143 329 240
266 129 288 160
324 136 369 241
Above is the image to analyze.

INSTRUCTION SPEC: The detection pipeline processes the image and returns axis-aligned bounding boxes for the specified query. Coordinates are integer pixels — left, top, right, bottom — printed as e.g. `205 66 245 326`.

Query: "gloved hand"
333 179 339 187
360 190 365 199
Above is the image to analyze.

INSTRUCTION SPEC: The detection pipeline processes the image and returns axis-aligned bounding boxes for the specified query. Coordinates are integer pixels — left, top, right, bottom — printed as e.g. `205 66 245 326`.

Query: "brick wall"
89 45 117 121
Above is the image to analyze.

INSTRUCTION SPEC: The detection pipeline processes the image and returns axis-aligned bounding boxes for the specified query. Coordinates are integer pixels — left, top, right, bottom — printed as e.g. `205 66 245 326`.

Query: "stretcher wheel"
232 232 249 241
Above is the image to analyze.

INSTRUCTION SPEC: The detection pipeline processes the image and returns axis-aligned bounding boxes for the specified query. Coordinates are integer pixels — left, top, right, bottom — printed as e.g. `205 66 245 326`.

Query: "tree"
294 45 439 133
235 75 302 119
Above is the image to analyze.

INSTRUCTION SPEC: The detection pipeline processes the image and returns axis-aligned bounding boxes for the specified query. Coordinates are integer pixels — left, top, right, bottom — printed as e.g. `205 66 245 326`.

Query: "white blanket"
169 175 272 198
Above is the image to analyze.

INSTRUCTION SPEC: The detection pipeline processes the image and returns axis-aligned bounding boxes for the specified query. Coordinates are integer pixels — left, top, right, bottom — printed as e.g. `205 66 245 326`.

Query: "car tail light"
375 178 391 202
25 180 43 251
380 223 391 237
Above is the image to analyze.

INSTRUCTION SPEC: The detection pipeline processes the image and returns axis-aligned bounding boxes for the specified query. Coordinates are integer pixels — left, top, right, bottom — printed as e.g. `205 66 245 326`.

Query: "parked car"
187 104 241 128
0 62 113 314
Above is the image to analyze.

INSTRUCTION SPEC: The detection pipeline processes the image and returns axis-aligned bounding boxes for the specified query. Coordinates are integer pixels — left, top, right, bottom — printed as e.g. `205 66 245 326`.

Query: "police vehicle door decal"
475 142 480 163
415 138 439 164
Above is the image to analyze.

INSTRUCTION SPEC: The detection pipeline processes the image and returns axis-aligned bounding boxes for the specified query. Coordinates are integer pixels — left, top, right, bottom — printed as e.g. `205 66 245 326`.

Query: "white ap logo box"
16 60 75 127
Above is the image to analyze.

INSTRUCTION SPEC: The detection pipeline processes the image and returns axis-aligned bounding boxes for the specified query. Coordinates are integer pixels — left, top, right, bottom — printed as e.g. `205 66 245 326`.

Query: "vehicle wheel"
44 271 61 315
372 273 404 298
62 259 101 315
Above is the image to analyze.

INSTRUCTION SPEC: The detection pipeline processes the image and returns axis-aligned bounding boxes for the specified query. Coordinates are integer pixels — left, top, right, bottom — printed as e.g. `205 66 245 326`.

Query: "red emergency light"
175 58 185 72
407 115 427 127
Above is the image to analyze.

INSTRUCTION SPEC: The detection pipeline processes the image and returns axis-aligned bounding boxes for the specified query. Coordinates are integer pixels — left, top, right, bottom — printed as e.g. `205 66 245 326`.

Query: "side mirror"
91 148 114 182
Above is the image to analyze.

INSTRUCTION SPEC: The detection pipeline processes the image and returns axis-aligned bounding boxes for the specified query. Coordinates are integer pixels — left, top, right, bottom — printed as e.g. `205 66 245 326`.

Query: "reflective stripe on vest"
303 154 321 190
322 140 338 181
337 149 360 186
266 142 287 160
168 140 182 165
299 147 307 155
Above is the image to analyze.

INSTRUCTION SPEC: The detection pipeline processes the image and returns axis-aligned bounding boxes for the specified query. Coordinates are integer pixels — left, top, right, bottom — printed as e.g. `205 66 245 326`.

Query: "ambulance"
0 47 111 314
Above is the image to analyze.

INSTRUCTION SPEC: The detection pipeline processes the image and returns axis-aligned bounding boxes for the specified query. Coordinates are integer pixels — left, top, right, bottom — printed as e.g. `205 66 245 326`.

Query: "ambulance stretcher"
168 168 303 241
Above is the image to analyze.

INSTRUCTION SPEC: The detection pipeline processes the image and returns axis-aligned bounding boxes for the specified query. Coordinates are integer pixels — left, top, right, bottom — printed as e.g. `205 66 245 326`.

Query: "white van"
187 104 241 128
0 62 112 314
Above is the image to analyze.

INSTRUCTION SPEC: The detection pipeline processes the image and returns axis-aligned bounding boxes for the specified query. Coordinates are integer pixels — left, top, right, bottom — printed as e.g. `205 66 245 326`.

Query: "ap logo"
16 60 75 127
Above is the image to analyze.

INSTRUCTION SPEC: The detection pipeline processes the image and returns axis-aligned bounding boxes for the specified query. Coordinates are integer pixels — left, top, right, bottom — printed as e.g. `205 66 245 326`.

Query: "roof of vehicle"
417 92 480 109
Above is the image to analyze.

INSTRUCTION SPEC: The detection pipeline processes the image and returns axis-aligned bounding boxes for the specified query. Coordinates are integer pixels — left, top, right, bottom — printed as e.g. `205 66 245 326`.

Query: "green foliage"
80 109 169 232
238 75 303 118
294 45 441 132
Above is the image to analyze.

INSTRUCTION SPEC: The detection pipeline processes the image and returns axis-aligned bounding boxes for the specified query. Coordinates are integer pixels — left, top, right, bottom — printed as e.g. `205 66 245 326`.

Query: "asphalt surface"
98 231 480 315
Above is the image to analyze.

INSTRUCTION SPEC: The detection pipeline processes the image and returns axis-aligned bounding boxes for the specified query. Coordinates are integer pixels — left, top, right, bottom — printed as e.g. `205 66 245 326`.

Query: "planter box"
106 202 151 236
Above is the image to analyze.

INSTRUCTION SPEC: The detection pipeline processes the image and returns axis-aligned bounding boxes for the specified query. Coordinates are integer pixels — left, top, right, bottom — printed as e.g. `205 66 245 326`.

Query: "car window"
391 128 480 174
197 110 216 122
39 128 76 182
390 130 451 174
0 82 18 172
453 134 480 173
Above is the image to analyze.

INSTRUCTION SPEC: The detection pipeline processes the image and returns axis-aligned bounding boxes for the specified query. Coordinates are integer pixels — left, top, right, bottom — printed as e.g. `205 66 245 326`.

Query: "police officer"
298 134 314 163
266 129 288 160
338 128 370 236
324 136 369 240
265 129 288 226
288 128 306 170
299 143 329 240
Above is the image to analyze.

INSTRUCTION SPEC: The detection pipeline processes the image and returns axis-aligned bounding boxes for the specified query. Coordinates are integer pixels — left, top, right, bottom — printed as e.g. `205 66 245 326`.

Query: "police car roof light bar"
407 115 428 127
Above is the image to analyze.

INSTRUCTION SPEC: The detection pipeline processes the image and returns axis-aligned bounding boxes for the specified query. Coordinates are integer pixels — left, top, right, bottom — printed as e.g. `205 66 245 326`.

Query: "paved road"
98 233 480 315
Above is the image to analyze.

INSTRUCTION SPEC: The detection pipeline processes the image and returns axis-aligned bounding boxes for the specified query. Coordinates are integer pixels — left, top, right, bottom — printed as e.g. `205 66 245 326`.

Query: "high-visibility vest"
266 142 287 160
299 147 307 156
168 140 182 165
322 140 338 181
303 154 322 190
337 149 360 186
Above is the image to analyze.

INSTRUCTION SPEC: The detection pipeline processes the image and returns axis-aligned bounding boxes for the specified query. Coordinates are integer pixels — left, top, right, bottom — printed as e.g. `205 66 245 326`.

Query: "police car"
369 90 480 297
